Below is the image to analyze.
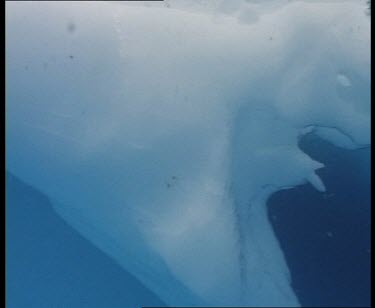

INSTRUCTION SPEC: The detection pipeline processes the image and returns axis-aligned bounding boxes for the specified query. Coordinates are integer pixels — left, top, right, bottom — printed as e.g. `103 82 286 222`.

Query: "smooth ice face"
6 1 370 307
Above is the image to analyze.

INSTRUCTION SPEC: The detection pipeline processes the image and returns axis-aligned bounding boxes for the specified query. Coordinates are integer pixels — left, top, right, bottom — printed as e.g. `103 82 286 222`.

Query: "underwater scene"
6 1 370 307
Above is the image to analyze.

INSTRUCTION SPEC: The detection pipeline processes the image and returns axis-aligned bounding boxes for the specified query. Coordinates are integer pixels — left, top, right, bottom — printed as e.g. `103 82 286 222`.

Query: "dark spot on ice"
166 176 178 189
67 22 76 33
69 55 74 60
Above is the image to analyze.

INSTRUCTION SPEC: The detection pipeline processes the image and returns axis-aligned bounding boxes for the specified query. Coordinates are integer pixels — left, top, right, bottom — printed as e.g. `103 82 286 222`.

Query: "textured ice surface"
6 1 370 307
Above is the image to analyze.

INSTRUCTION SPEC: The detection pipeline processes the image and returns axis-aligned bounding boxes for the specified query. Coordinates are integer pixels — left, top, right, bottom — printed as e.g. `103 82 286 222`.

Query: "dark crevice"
299 124 370 150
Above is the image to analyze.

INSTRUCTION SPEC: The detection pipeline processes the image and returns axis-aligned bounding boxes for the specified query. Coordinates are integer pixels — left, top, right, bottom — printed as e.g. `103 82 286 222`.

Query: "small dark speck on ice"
67 22 76 33
166 176 178 189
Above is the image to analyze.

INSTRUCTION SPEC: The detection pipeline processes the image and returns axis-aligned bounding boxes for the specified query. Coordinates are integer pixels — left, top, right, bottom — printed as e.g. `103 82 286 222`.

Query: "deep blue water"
268 133 371 307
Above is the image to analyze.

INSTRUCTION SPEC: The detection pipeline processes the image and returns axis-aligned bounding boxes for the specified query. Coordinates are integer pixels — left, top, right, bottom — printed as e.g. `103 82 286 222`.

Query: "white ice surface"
6 1 370 307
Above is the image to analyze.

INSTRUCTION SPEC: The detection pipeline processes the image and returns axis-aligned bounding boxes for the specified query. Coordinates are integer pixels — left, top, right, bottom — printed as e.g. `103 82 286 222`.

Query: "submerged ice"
6 1 370 307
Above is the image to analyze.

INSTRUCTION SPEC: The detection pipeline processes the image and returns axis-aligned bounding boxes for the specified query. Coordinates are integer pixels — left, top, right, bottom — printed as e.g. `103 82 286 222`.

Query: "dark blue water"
268 133 371 307
5 172 166 308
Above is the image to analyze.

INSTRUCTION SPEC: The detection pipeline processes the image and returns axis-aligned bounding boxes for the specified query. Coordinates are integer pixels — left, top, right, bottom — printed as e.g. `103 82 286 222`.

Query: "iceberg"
6 1 370 306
